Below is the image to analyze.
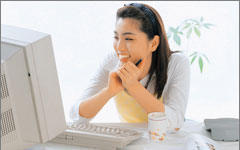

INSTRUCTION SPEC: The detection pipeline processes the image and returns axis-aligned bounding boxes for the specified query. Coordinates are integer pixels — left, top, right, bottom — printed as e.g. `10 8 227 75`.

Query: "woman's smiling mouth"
118 53 131 63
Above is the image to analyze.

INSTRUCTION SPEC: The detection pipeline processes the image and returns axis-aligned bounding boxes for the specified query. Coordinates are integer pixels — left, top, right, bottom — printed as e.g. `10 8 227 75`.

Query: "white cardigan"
69 51 190 130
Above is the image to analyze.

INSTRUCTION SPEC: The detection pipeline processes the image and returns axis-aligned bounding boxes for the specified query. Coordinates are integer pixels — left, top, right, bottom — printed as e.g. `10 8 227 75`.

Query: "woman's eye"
113 37 133 41
125 38 133 41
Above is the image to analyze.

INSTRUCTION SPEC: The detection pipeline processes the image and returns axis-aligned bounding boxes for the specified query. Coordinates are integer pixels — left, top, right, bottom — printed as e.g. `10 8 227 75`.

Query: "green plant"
167 17 214 73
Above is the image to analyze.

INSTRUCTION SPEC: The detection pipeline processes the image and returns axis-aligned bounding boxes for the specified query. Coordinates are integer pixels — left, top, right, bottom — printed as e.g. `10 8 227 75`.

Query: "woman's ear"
150 35 160 52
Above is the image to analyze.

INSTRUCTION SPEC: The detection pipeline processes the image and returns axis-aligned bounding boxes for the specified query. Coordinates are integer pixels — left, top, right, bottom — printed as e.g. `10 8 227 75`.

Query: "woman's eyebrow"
114 31 136 36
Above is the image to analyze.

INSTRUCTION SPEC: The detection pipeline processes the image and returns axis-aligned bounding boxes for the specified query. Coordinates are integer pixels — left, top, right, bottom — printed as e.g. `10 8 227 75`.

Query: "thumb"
110 71 118 77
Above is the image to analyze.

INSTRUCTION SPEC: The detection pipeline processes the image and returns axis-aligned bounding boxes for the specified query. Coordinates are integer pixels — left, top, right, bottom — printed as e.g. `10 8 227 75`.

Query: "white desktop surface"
26 120 239 150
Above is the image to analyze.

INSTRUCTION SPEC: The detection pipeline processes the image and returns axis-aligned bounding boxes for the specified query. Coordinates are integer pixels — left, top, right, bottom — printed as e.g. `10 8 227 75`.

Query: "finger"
129 61 138 70
120 67 129 77
124 62 135 74
119 62 125 68
118 70 126 81
128 62 141 78
110 72 119 80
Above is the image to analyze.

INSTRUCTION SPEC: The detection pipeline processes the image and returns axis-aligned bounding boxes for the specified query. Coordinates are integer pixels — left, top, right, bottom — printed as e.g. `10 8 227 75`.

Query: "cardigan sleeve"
69 52 119 123
163 53 191 131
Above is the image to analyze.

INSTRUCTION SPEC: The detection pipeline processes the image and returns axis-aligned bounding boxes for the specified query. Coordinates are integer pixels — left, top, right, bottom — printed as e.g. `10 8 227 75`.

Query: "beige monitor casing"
1 24 66 150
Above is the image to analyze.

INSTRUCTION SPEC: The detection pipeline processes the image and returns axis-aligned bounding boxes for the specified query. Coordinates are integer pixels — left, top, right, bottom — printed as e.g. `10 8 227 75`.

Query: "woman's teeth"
119 54 130 59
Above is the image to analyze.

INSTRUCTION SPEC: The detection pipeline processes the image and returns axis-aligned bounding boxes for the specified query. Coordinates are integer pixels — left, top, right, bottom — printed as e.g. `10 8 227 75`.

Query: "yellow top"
114 90 163 123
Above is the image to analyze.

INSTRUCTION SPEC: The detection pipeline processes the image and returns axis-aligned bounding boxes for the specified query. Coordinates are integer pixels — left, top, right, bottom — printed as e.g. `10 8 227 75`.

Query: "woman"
70 3 190 131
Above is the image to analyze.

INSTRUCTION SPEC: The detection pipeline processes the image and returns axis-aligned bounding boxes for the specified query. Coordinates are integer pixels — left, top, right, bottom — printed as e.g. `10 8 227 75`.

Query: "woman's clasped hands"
117 60 144 89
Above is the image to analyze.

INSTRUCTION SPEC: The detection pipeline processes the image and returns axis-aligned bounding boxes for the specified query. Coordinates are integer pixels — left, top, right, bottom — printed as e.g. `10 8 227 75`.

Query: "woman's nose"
116 39 126 51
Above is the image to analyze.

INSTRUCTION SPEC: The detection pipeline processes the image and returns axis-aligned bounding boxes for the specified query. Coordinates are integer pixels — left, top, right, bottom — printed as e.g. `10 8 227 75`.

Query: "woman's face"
113 18 153 65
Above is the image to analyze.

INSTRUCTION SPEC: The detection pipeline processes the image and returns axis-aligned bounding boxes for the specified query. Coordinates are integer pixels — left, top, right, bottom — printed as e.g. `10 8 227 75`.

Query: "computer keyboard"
51 122 143 150
68 122 139 137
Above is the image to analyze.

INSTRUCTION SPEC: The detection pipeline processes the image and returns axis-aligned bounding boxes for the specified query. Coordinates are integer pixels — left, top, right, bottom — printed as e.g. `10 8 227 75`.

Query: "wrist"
125 81 141 92
105 87 117 97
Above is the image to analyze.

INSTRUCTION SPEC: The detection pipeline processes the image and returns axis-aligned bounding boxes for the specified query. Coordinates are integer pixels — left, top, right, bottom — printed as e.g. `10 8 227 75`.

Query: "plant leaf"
200 16 203 22
179 32 183 35
167 32 171 39
167 34 171 39
169 27 177 33
173 34 181 46
203 23 214 29
198 56 203 73
190 19 199 24
203 24 209 29
202 53 210 63
204 23 214 26
187 28 192 39
189 51 198 57
176 26 180 32
194 27 201 37
191 55 198 64
182 23 191 30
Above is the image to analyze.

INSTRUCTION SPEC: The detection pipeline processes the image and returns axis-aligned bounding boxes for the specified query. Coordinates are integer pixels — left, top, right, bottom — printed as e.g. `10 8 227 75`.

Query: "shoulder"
169 52 189 64
169 52 190 68
168 52 190 76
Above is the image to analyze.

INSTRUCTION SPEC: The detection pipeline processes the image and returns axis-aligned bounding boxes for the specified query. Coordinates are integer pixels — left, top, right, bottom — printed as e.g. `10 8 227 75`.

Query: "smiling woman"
69 3 190 131
2 1 238 125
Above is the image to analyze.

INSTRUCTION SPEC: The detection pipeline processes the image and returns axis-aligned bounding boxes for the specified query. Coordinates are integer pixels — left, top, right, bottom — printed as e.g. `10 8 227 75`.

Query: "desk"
26 120 239 150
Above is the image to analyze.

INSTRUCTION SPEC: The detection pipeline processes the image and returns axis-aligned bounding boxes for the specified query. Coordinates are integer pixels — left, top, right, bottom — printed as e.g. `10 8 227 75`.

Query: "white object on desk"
148 112 169 142
50 122 143 150
27 120 239 150
184 134 220 150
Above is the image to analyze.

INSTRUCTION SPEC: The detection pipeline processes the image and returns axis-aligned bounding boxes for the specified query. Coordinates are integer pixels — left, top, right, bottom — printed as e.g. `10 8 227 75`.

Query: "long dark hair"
116 3 173 99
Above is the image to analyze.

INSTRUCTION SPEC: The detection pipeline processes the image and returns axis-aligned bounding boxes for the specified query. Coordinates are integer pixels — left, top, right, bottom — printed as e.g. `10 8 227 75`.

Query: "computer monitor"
1 24 66 150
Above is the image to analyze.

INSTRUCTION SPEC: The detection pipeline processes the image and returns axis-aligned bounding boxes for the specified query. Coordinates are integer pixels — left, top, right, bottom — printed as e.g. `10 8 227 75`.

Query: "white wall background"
2 1 239 123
